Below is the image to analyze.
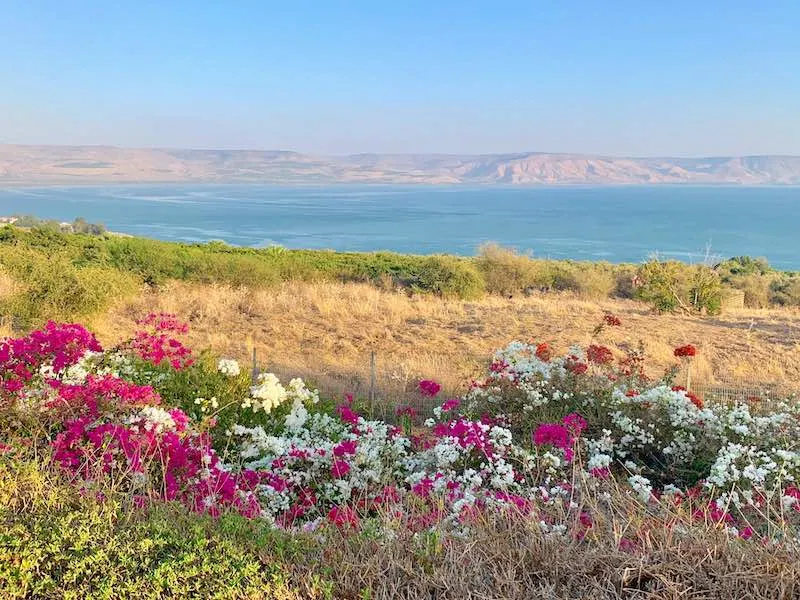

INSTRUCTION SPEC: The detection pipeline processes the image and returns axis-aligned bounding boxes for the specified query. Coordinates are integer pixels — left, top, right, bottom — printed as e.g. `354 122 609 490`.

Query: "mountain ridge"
1 144 799 185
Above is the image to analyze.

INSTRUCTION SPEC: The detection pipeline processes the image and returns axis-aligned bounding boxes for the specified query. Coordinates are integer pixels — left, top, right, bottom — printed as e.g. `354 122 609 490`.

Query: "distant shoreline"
2 144 800 185
3 180 800 189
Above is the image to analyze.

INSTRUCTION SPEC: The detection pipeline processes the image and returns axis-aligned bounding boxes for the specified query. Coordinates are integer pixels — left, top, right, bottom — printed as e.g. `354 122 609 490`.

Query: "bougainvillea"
2 317 799 547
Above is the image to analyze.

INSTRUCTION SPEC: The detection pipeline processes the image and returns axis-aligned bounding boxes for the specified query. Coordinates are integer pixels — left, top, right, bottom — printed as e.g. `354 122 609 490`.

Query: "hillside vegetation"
3 226 800 400
2 226 800 329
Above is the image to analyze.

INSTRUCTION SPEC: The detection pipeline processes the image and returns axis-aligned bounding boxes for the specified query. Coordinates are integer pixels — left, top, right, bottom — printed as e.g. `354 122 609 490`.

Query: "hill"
2 144 800 184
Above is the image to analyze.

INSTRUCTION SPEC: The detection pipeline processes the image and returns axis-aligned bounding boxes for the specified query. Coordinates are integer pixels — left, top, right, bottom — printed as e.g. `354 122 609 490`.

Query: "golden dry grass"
0 269 18 338
91 280 800 404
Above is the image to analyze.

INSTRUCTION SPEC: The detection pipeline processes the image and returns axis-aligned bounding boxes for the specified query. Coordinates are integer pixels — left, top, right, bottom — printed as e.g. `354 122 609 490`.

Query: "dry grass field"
91 280 800 406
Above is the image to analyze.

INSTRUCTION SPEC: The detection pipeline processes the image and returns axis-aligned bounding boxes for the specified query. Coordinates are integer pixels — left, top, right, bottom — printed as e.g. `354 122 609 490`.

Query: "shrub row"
2 226 800 327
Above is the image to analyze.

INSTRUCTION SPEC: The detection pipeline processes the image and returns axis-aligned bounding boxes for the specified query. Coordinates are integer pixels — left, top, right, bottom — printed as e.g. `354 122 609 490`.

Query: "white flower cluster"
126 406 177 434
706 442 800 492
242 373 319 415
628 474 653 503
217 358 241 377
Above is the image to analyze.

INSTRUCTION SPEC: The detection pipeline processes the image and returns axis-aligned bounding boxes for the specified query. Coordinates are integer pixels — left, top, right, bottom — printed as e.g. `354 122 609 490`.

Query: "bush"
476 243 538 295
572 264 617 299
636 258 722 315
416 255 485 299
769 276 800 307
0 461 306 599
0 248 138 327
731 274 772 308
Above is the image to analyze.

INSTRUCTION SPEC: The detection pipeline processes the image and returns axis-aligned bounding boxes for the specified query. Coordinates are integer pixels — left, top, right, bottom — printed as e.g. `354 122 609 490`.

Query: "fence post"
369 351 376 413
251 347 259 385
686 362 692 392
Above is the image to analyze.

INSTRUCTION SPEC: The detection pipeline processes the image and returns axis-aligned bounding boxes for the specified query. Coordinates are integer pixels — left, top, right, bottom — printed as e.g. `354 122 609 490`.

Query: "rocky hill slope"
2 144 799 185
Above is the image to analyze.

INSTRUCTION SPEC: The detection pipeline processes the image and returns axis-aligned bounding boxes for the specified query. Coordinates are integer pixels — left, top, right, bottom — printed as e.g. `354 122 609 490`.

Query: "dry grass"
93 280 800 404
303 519 800 599
0 269 18 338
5 455 800 599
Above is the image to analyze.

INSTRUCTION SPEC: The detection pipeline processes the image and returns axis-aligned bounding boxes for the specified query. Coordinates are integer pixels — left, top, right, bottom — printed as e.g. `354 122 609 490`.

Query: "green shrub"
476 243 538 295
0 248 138 327
769 276 800 307
2 227 798 312
416 255 485 299
636 258 722 315
719 256 772 277
0 465 308 599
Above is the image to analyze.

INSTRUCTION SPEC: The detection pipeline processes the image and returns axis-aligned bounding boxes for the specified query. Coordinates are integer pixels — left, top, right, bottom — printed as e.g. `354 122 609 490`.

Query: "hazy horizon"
2 1 799 156
4 141 800 160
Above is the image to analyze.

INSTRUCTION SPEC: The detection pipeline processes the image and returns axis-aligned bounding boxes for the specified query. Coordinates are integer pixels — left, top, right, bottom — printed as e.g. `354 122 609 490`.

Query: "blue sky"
1 0 799 155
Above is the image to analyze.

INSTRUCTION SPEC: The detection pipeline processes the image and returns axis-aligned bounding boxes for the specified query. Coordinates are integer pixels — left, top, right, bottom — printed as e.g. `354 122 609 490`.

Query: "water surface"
0 184 798 268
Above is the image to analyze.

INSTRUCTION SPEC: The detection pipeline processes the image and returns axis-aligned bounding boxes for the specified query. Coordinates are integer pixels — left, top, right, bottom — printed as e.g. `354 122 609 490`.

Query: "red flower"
395 405 417 419
687 391 703 409
565 358 588 375
674 344 697 358
586 344 614 365
535 343 553 362
672 386 703 409
603 314 622 327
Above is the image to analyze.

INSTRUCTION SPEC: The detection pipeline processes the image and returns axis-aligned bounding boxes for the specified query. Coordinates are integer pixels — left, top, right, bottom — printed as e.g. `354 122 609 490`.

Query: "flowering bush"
2 316 799 549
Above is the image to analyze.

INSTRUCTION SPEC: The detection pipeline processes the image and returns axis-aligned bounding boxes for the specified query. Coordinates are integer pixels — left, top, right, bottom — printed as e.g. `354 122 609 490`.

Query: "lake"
1 184 798 269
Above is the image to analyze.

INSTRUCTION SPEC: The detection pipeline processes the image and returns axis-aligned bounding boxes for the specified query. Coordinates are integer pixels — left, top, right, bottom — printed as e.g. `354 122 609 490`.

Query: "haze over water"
1 185 798 269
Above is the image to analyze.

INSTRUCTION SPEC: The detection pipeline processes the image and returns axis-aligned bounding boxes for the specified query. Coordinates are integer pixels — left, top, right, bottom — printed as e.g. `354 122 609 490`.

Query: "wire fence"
686 377 798 412
251 349 453 423
250 349 799 422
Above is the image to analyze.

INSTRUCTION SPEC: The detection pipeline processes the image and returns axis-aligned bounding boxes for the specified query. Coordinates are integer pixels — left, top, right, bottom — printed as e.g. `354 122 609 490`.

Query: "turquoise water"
0 184 798 269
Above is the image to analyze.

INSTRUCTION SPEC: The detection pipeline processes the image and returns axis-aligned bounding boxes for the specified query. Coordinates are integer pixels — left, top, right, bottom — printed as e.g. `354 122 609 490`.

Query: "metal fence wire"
252 350 799 423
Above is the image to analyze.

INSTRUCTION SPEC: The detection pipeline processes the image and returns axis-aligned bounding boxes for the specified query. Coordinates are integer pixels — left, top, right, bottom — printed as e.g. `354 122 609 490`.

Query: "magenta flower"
562 413 588 435
336 404 360 425
440 398 461 413
331 459 351 478
533 423 572 450
333 440 358 456
395 405 418 419
327 505 359 529
418 379 442 397
411 478 434 498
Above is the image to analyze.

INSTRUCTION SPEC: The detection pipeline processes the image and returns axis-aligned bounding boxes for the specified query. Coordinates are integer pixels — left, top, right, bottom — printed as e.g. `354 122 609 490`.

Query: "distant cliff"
2 144 799 185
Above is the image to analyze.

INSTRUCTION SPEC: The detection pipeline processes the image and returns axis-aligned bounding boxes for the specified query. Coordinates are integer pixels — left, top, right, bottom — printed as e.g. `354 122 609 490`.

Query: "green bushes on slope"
2 225 800 329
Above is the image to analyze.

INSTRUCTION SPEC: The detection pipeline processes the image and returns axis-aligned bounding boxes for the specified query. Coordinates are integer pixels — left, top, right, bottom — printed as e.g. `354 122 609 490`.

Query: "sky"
1 0 799 156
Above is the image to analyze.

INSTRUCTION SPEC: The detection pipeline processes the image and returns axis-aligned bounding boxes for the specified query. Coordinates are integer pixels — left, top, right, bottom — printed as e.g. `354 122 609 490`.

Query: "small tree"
636 253 722 315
